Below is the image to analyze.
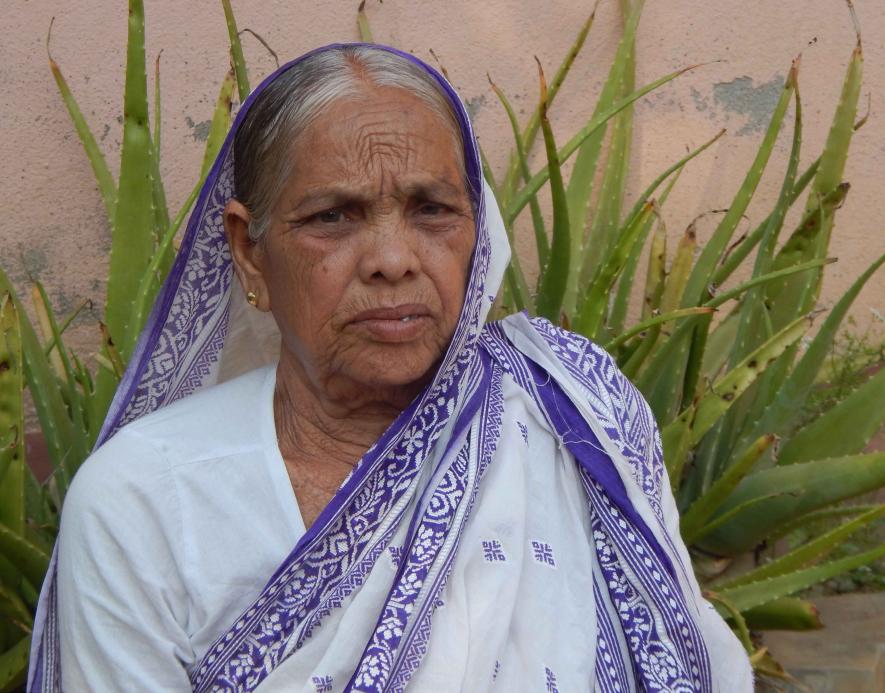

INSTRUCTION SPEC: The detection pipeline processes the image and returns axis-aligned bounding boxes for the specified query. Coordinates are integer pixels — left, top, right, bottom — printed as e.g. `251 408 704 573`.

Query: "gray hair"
233 45 466 241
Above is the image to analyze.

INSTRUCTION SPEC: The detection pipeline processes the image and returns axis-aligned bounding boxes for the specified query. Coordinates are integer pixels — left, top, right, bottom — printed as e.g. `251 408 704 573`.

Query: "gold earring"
246 290 258 306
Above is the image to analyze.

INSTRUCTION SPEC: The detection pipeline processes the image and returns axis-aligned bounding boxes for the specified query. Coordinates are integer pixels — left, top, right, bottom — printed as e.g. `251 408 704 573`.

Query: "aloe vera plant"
477 0 882 679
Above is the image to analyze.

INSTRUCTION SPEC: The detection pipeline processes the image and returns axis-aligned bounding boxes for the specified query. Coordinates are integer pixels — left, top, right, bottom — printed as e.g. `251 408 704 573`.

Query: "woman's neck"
273 351 421 527
273 350 412 466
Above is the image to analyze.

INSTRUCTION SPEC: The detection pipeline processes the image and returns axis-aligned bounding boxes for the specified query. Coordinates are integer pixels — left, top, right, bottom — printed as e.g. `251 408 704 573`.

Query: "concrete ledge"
759 592 885 692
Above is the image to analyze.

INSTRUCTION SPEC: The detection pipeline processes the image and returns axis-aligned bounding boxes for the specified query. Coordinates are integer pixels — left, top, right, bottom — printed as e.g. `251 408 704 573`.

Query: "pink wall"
2 0 883 359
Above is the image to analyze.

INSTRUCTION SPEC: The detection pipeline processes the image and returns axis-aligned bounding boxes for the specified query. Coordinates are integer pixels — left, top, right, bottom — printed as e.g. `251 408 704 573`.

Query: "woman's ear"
224 199 271 311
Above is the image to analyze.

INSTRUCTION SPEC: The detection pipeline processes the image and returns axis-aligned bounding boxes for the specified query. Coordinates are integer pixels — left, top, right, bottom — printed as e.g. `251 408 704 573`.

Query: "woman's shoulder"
486 313 665 505
487 313 625 389
65 364 275 509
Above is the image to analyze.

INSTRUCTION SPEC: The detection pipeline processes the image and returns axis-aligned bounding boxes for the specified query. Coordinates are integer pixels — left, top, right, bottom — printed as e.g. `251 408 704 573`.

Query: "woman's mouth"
348 305 432 342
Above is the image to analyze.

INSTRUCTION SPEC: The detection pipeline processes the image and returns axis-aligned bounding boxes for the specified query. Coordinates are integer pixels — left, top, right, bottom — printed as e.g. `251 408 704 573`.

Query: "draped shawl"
29 44 750 692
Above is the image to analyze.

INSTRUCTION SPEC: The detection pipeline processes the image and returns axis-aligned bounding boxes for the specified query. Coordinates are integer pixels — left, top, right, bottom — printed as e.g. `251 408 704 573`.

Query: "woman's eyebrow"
287 187 372 214
399 179 464 200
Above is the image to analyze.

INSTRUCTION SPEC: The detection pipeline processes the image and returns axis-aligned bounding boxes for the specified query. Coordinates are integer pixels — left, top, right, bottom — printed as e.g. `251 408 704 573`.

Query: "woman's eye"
315 209 344 224
418 202 446 216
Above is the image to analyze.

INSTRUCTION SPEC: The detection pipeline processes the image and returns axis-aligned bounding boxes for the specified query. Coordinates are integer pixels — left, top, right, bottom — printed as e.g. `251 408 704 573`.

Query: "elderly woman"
29 45 751 692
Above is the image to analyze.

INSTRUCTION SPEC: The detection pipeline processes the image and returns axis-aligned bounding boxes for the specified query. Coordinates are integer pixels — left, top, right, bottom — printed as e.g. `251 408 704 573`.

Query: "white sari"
29 43 751 692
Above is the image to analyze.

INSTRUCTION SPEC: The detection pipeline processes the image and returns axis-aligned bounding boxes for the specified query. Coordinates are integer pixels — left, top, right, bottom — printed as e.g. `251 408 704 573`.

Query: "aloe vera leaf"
500 5 599 200
605 129 725 334
201 68 236 178
710 157 819 289
642 220 667 320
356 1 373 42
701 308 739 378
505 63 700 226
0 635 30 691
696 211 816 478
574 202 656 339
698 452 885 556
563 0 642 314
718 543 885 613
718 505 885 589
687 314 811 445
29 286 64 381
768 504 879 542
0 553 24 597
806 35 863 217
769 41 862 330
679 311 714 416
579 73 633 292
680 59 798 309
637 317 694 423
46 19 116 227
609 171 680 335
761 197 831 351
729 79 802 368
661 223 697 314
221 0 250 102
41 299 90 360
0 270 73 492
34 280 91 460
105 0 155 364
735 252 884 455
620 324 660 379
534 60 571 323
631 222 695 419
692 491 791 542
680 434 775 544
765 184 849 293
0 524 49 589
720 195 847 438
606 308 714 352
0 297 24 536
750 649 789 679
777 367 885 466
640 249 816 417
480 147 499 192
151 51 170 239
31 282 88 466
661 411 692 481
0 582 31 633
704 259 833 311
98 324 125 380
705 593 754 654
130 66 235 344
488 75 548 269
740 597 822 631
658 313 809 450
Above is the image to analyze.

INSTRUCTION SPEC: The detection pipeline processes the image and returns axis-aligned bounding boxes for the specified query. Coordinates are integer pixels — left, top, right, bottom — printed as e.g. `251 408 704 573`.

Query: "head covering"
30 44 748 692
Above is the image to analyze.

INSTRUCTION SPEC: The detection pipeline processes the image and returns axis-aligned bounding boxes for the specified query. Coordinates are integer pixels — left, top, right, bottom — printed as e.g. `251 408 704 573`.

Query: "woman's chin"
345 348 441 395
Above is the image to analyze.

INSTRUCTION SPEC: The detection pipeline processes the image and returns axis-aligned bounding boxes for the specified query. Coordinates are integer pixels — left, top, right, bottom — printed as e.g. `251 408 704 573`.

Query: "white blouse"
57 365 304 691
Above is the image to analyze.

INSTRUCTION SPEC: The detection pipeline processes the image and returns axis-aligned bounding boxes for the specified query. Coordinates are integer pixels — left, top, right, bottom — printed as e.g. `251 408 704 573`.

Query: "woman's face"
227 86 475 405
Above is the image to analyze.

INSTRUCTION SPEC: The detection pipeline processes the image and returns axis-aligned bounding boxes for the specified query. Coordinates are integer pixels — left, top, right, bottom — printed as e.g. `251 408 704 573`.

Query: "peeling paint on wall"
464 94 486 120
690 86 709 112
185 116 212 142
711 74 784 135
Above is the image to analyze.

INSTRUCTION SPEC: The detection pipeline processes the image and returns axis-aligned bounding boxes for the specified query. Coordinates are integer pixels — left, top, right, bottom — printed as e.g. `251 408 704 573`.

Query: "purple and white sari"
29 44 751 692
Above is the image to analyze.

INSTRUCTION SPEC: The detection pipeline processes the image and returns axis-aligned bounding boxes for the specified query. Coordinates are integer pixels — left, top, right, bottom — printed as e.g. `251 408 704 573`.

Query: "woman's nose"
357 217 421 284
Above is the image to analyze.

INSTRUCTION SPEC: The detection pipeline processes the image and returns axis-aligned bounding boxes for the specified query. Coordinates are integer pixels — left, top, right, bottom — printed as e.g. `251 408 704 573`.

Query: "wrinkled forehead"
234 43 485 209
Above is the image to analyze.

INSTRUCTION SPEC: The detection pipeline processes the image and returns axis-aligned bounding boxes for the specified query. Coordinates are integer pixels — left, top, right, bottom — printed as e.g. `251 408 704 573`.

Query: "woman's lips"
348 304 432 343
